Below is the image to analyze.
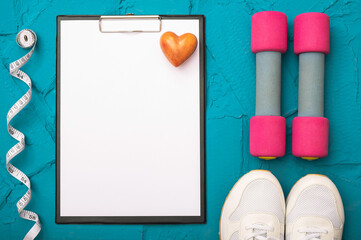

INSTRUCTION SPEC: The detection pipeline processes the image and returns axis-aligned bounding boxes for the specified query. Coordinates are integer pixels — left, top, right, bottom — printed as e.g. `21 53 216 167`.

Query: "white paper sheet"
59 18 202 217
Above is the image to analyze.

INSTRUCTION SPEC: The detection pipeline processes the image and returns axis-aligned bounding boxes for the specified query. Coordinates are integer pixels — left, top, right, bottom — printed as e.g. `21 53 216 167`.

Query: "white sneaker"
286 174 345 240
220 170 285 240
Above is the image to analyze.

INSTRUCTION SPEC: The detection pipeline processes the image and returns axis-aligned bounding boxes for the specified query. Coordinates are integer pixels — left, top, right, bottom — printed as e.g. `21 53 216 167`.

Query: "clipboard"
56 15 205 224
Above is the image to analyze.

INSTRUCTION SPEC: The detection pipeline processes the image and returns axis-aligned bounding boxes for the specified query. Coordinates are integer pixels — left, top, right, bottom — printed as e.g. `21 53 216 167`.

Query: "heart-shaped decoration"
160 32 198 67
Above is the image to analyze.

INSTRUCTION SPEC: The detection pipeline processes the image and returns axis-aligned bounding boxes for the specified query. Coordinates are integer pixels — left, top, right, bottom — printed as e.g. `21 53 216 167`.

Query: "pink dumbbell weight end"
250 116 286 159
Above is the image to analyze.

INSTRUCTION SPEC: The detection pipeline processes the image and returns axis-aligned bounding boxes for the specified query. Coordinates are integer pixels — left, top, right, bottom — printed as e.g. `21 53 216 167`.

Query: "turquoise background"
1 0 361 239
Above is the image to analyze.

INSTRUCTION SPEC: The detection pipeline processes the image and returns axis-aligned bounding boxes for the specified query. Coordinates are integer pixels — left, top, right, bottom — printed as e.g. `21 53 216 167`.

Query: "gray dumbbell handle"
298 52 324 117
255 51 281 116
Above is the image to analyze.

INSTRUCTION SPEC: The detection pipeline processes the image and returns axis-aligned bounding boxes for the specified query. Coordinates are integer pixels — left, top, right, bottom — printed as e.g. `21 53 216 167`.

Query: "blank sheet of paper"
57 16 205 223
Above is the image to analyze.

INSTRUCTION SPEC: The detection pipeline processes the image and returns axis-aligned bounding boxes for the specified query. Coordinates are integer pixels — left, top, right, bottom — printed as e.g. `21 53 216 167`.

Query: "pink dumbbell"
292 13 330 160
249 11 287 160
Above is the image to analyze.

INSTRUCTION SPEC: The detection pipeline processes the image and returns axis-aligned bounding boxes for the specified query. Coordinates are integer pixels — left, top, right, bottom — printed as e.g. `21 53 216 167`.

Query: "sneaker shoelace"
244 224 280 240
298 227 328 240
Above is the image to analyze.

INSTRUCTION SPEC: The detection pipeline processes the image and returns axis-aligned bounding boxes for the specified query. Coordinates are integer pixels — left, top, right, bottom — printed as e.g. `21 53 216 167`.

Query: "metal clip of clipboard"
99 15 162 33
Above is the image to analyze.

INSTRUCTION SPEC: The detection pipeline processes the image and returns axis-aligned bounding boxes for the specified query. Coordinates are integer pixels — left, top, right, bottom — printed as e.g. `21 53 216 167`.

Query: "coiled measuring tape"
7 29 41 240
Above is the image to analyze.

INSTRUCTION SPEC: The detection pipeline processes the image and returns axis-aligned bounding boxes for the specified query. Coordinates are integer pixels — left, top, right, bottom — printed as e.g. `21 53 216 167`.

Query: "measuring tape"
7 29 41 240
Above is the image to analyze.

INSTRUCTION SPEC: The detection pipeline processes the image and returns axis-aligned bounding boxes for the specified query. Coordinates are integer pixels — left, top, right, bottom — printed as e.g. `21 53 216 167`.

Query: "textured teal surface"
1 0 361 239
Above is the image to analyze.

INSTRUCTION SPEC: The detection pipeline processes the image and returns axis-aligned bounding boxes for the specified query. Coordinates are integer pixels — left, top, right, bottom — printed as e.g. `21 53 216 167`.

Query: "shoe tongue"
252 224 268 239
305 232 321 239
254 229 267 239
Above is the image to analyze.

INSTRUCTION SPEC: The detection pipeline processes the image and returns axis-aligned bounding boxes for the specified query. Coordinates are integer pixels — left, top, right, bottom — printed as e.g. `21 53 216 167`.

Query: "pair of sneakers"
220 170 344 240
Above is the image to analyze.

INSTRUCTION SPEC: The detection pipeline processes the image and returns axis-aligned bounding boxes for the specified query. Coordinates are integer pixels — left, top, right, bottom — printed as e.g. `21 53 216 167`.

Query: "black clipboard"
56 15 206 224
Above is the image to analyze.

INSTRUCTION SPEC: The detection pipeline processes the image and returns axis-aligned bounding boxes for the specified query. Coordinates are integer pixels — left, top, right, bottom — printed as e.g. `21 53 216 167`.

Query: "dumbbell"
292 13 330 160
249 11 287 160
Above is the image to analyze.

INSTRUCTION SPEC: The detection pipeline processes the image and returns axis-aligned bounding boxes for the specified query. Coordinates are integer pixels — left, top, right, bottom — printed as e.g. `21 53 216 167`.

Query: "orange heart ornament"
160 32 198 67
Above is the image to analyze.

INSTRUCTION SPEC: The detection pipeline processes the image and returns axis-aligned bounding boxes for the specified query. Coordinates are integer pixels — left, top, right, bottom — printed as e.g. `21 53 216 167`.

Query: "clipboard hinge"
99 15 162 33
